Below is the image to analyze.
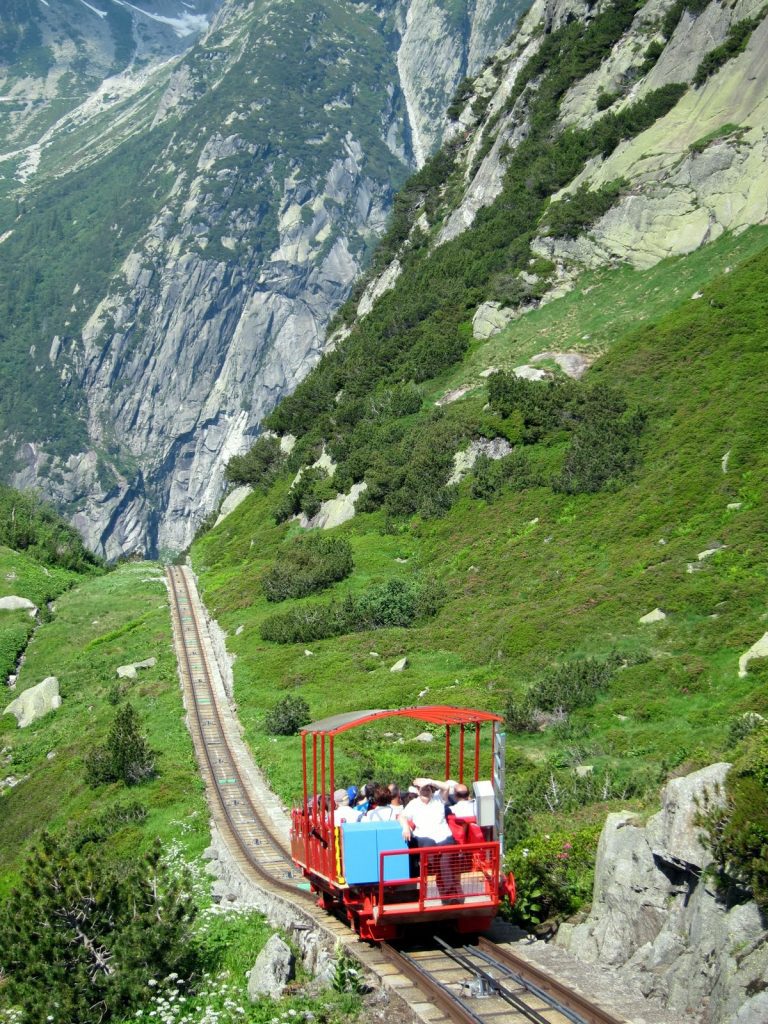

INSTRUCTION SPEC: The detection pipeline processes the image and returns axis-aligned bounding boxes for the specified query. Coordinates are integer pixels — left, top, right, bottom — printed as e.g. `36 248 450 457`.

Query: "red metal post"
302 733 308 853
312 734 318 828
320 733 327 876
445 726 451 779
302 734 308 813
474 723 480 781
329 735 336 881
459 724 465 784
490 722 496 778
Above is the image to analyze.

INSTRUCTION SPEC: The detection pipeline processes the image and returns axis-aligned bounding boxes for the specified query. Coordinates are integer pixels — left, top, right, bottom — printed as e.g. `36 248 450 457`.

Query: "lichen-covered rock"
0 596 37 617
116 657 157 679
4 677 61 728
214 485 253 527
738 631 768 677
472 301 516 339
449 437 513 485
639 608 666 624
557 764 768 1022
247 934 295 1001
299 482 367 531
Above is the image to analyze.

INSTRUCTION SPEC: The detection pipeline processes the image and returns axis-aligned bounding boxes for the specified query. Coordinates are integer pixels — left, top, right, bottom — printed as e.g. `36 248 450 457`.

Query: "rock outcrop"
4 677 61 728
247 934 296 1001
557 764 768 1024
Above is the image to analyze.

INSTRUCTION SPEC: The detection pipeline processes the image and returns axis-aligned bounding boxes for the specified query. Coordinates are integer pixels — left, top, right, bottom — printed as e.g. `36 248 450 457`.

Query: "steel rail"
434 937 556 1024
380 943 485 1024
166 566 311 901
476 937 625 1024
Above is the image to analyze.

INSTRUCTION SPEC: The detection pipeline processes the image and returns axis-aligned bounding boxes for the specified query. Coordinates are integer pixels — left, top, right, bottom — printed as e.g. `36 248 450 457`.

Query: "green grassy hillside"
192 226 768 917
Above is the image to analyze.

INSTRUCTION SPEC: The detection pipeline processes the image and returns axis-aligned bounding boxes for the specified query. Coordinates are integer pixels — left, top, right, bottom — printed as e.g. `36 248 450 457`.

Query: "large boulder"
0 595 37 617
472 301 516 339
116 657 157 679
646 763 731 870
247 934 295 1001
4 677 61 728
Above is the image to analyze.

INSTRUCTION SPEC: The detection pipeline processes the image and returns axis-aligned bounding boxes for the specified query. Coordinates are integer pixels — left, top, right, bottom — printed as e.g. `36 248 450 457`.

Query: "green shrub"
540 180 625 239
225 433 285 488
693 13 764 88
556 398 646 494
264 694 311 735
698 729 768 909
596 88 619 111
260 576 445 644
85 703 155 787
0 485 101 573
639 39 665 74
470 449 535 501
506 824 602 925
0 833 198 1023
506 655 623 731
263 534 354 602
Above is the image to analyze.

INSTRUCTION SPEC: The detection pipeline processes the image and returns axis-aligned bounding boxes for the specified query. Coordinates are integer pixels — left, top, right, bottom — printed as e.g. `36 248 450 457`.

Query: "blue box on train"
341 821 409 884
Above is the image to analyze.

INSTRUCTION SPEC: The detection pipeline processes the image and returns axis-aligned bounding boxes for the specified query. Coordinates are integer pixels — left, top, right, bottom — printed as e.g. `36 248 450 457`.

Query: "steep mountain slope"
0 0 525 560
187 1 768 1016
0 0 217 156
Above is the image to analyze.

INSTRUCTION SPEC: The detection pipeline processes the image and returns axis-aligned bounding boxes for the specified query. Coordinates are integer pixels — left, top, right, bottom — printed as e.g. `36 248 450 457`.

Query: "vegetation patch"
263 533 353 602
693 10 766 88
260 576 444 644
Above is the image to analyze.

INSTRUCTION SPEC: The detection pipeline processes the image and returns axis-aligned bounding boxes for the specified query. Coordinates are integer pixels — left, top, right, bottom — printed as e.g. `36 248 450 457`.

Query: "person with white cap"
333 788 362 824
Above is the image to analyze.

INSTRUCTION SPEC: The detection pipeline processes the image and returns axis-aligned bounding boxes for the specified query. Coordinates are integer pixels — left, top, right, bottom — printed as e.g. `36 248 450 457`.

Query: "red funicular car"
290 706 515 941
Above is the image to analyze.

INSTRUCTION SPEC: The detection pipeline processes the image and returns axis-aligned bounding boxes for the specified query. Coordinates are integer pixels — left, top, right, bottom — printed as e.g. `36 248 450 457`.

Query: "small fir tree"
85 703 155 787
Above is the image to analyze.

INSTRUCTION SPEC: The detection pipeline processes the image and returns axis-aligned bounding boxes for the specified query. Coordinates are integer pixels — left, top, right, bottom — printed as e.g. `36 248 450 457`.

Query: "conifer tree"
85 703 155 787
0 834 198 1023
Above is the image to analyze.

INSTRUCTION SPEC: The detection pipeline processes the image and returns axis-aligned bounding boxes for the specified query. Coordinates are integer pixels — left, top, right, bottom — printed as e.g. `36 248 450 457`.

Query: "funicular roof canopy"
301 705 503 737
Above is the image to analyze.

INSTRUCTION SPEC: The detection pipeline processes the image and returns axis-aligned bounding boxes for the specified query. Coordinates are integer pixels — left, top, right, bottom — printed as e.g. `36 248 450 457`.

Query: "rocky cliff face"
557 765 768 1024
2 0 525 558
355 0 768 316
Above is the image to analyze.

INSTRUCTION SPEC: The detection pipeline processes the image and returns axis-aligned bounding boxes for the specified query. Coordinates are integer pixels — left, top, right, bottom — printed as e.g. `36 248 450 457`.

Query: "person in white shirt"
447 783 476 818
402 785 462 900
333 789 362 824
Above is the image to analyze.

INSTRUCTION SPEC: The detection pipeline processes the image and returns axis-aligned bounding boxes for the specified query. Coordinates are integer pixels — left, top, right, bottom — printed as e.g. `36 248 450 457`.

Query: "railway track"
166 565 309 900
381 937 625 1024
166 564 630 1024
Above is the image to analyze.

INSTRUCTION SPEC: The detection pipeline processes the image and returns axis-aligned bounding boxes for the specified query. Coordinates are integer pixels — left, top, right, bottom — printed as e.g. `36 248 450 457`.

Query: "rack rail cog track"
167 565 310 899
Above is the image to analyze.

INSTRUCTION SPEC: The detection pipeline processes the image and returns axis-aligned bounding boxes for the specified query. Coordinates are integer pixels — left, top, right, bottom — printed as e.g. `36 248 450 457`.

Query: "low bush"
540 180 625 240
263 534 353 602
0 485 101 573
693 13 763 87
470 450 536 501
505 824 602 925
639 39 665 74
225 433 285 489
0 833 197 1023
260 576 445 644
556 401 646 494
505 655 623 731
264 694 311 735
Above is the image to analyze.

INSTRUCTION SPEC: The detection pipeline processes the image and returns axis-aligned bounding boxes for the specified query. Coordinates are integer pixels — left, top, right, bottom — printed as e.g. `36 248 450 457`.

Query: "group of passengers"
332 776 476 847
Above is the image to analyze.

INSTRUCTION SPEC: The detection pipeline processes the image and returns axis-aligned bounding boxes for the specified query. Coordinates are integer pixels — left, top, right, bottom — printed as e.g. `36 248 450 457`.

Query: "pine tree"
0 834 198 1023
85 702 155 787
